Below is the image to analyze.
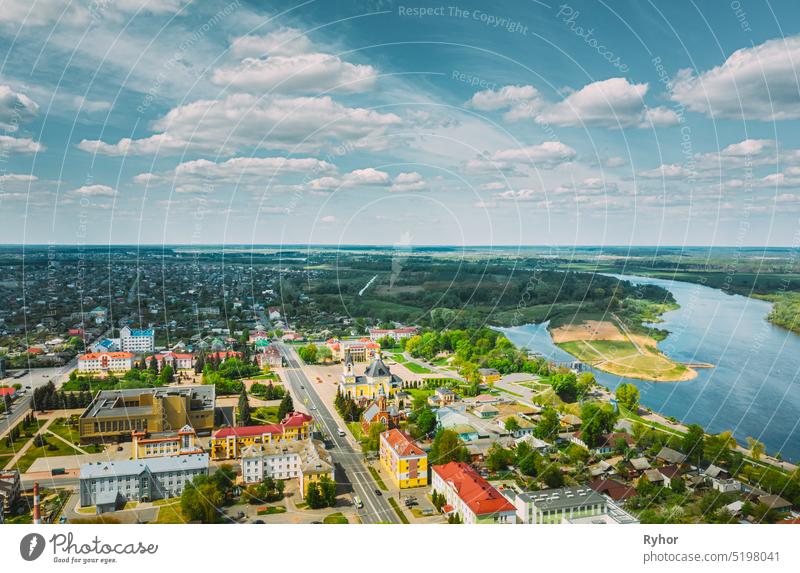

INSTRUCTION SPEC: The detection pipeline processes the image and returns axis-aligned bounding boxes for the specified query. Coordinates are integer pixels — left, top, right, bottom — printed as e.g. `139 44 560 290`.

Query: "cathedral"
338 349 402 401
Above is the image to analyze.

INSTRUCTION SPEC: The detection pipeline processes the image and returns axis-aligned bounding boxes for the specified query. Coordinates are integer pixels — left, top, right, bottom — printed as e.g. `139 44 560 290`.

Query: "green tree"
504 416 520 432
515 441 540 476
238 387 252 426
746 436 765 461
429 429 470 465
278 392 294 420
298 343 318 364
682 424 705 466
579 402 618 448
615 382 640 411
486 443 514 472
535 406 560 441
158 364 174 385
414 408 437 437
539 464 564 488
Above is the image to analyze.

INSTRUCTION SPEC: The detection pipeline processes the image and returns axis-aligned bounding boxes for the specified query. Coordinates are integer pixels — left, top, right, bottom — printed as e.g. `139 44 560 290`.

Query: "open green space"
556 339 692 382
368 466 387 490
154 503 186 524
322 512 349 524
388 497 410 524
12 434 84 472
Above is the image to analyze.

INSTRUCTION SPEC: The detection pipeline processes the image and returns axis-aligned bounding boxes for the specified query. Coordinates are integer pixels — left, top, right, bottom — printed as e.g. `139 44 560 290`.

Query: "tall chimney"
33 482 41 524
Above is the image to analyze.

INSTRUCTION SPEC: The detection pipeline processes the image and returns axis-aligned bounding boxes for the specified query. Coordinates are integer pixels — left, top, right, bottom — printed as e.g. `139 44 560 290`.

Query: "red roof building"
431 462 516 524
210 412 314 459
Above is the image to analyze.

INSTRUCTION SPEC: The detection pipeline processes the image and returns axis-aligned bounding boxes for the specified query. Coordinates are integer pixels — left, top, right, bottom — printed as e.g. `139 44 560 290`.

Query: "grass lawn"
430 357 450 366
252 406 280 424
388 497 410 524
406 388 433 401
48 418 101 450
557 339 691 382
257 505 286 515
389 353 407 363
368 466 387 490
496 387 523 398
155 503 186 524
322 512 348 524
346 422 366 442
13 434 84 472
152 497 180 506
295 502 308 509
403 361 432 374
0 433 30 457
76 506 96 514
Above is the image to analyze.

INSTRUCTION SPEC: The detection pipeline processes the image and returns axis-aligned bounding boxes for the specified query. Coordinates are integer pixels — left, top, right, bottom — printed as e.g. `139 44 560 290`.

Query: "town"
2 249 799 525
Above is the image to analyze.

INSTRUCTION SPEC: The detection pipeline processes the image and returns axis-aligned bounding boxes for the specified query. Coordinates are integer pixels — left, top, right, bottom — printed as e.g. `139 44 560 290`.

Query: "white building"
431 462 516 524
368 327 417 342
504 485 638 524
240 439 333 498
78 352 134 373
79 454 208 514
119 326 155 353
144 351 195 370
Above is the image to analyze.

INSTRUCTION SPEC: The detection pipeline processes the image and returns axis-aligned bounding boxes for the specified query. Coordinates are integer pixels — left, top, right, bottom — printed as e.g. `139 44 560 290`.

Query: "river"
498 274 800 463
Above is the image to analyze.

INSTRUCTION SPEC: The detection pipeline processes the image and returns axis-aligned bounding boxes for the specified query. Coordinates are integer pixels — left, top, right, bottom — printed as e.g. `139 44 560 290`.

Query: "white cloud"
0 85 38 130
230 28 313 57
605 156 626 167
0 135 43 153
471 78 678 129
467 141 577 173
0 0 189 27
494 189 539 201
467 85 542 121
389 171 426 192
670 35 800 120
308 168 391 191
212 52 377 94
320 215 336 223
639 164 692 179
72 184 117 196
79 94 402 156
537 78 678 128
0 173 37 183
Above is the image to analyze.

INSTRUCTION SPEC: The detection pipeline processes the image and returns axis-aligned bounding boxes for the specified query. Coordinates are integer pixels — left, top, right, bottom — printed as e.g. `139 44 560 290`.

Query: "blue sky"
1 0 800 246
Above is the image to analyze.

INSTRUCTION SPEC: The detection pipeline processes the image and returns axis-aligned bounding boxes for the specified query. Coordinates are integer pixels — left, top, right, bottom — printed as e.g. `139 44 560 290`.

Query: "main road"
276 343 399 524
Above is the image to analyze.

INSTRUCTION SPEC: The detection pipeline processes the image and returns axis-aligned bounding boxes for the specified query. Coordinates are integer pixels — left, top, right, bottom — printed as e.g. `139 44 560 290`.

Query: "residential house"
380 429 427 489
240 439 333 498
431 462 516 524
477 368 501 384
210 412 313 460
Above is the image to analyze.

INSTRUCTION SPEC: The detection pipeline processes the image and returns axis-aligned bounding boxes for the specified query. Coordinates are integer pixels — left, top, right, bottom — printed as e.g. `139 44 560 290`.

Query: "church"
338 349 402 402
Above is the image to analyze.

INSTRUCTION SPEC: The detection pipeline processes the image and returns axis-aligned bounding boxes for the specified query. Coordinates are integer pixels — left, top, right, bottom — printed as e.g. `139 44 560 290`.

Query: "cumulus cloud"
0 173 37 183
0 85 38 130
135 156 336 191
469 78 678 129
0 135 43 154
212 53 377 94
389 171 426 192
308 168 391 191
670 35 800 120
79 94 402 156
639 164 693 179
537 78 678 128
72 184 117 196
467 141 577 173
494 189 539 201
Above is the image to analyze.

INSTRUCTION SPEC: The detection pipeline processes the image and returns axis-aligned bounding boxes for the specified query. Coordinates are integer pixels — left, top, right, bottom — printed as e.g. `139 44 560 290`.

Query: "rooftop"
381 429 425 458
515 485 607 511
81 385 215 419
433 462 515 516
213 412 312 439
80 453 209 479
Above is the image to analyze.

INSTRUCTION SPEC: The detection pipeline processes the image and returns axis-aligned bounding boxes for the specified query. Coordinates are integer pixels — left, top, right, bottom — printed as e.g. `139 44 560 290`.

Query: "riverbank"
549 318 697 382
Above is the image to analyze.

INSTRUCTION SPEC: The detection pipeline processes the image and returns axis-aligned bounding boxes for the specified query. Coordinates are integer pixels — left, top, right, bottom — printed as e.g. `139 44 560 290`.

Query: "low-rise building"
210 412 313 460
143 352 195 370
240 439 333 498
79 453 209 513
431 462 515 524
77 351 134 373
78 386 215 444
131 425 203 459
0 470 20 515
256 344 282 368
380 429 427 489
477 368 501 384
368 327 417 342
506 485 637 524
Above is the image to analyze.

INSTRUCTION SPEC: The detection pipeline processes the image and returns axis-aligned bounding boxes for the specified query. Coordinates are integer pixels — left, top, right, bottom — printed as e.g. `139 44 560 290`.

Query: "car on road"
300 385 304 389
353 495 363 509
310 405 316 410
337 428 346 437
253 519 265 524
374 489 382 496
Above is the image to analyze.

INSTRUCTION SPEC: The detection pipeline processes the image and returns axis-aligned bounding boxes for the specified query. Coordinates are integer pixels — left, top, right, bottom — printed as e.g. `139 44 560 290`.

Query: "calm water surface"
499 274 800 462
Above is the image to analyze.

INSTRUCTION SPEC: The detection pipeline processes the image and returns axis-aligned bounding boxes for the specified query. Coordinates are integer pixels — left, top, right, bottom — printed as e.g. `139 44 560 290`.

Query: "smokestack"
33 482 41 524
